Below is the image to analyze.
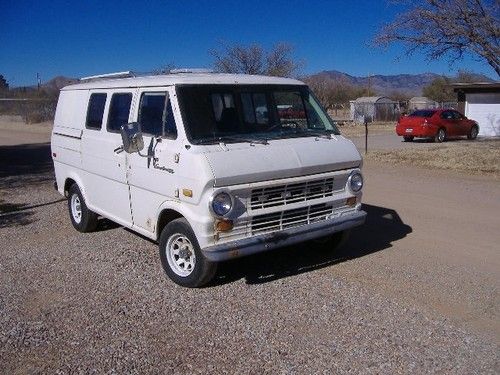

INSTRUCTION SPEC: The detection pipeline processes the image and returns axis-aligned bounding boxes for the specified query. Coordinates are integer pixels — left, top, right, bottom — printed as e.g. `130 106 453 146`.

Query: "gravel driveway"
1 123 499 374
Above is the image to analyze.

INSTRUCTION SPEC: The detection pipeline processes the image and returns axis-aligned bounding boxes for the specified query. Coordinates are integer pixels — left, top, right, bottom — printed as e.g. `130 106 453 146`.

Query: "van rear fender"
62 173 88 202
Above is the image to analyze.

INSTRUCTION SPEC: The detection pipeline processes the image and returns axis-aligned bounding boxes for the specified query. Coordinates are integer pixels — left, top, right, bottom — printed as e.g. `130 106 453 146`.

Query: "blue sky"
1 0 496 87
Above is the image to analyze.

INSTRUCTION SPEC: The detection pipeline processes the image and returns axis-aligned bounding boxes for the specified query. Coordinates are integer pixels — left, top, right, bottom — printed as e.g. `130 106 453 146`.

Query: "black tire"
467 125 478 140
314 230 351 252
403 136 414 142
67 184 98 232
159 218 217 288
435 128 446 143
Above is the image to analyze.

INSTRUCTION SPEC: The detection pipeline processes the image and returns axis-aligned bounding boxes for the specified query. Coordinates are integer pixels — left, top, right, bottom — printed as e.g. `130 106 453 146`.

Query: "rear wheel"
468 125 478 140
403 136 414 142
159 218 217 288
67 184 98 232
435 128 446 143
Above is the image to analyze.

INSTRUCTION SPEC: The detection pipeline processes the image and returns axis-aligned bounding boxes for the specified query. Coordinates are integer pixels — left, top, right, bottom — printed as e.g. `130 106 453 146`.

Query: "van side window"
138 92 177 138
86 93 107 129
107 93 132 132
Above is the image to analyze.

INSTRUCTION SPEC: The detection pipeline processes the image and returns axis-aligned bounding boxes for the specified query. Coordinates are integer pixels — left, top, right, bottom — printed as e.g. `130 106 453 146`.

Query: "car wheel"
403 136 414 142
159 218 217 288
68 184 98 232
314 230 351 252
468 126 478 140
435 128 446 143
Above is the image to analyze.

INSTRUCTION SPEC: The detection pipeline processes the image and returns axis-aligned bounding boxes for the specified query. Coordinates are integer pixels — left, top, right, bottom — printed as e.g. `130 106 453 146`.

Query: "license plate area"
405 128 413 133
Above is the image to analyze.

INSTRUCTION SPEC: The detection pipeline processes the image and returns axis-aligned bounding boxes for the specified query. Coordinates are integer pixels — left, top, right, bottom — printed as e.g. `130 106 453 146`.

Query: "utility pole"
37 73 41 91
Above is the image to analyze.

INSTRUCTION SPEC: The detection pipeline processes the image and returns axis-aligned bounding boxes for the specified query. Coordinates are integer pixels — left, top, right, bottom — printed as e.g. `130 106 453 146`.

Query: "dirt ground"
1 120 499 373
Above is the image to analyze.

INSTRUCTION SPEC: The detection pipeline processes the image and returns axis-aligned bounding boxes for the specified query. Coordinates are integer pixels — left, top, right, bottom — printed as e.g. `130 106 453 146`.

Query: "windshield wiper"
192 136 269 145
217 135 269 145
293 129 334 139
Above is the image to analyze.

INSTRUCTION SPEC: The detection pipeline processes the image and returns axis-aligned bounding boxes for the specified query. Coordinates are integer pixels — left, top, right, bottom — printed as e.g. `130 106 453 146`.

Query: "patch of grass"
339 122 396 138
365 139 500 178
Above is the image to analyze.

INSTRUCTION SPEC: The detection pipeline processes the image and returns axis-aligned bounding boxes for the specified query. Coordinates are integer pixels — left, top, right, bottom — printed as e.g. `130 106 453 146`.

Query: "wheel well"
64 178 76 197
157 209 183 240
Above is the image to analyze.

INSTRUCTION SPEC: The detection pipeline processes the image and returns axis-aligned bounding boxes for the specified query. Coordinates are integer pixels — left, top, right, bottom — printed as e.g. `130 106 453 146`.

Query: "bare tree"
375 0 500 77
210 42 302 77
151 62 177 75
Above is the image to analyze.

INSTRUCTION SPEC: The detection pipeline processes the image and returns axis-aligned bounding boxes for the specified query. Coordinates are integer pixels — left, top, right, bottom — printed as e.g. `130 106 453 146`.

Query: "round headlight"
349 172 363 193
211 192 233 217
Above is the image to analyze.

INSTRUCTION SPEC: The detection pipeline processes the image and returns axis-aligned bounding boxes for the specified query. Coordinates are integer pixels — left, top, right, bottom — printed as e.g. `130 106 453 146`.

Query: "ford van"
51 71 366 287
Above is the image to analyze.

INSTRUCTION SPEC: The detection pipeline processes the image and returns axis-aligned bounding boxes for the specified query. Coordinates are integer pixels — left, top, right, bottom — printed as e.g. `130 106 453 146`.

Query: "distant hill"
42 76 79 91
307 70 494 96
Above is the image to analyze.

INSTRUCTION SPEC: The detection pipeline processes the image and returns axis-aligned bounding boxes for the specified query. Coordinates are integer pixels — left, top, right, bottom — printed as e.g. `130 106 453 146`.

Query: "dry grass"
365 139 500 178
339 122 396 138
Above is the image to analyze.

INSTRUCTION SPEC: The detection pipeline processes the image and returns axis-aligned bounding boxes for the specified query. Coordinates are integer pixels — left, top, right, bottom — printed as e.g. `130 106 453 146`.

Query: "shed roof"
409 96 435 103
62 73 304 91
354 96 397 103
452 82 500 93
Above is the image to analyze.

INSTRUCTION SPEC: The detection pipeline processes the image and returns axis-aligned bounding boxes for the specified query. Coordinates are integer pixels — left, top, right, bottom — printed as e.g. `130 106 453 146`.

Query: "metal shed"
350 96 400 123
408 97 437 111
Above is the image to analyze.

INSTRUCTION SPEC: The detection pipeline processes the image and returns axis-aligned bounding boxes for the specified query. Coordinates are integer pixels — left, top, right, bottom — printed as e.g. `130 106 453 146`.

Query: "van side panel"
54 90 88 129
52 90 88 196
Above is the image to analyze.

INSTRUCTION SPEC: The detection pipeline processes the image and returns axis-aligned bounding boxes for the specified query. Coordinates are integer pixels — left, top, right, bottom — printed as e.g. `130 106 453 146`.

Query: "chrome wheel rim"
438 130 445 142
471 128 478 138
166 234 196 277
70 194 82 224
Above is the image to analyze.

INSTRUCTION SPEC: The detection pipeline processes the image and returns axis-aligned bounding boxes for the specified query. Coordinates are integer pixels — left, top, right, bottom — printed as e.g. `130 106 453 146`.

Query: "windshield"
177 85 340 144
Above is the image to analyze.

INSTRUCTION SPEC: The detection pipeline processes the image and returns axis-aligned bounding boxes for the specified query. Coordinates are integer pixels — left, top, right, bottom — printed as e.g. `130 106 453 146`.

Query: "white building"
453 83 500 137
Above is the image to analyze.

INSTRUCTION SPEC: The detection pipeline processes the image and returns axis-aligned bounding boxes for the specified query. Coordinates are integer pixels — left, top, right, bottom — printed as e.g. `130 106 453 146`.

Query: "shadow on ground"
0 143 55 227
0 142 53 178
214 204 412 286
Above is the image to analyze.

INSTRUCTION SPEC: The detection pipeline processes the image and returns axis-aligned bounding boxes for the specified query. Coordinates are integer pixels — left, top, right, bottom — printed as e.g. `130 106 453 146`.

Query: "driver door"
126 87 180 234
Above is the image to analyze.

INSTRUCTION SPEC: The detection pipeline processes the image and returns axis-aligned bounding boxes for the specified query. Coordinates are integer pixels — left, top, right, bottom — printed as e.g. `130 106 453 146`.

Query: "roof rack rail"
80 71 137 81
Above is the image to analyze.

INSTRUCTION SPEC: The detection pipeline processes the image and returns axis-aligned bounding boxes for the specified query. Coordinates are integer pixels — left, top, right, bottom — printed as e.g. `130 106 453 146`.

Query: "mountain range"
306 70 494 96
25 71 496 97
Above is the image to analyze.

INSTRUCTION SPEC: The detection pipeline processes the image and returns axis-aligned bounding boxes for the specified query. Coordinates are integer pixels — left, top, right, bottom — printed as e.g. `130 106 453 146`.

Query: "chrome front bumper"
201 209 367 262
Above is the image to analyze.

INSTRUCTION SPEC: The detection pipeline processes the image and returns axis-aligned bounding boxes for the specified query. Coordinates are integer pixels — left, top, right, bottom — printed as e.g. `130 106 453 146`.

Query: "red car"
396 109 479 142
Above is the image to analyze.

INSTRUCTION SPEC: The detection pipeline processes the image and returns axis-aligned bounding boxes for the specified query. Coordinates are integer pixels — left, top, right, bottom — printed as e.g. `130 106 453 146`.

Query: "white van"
51 71 366 287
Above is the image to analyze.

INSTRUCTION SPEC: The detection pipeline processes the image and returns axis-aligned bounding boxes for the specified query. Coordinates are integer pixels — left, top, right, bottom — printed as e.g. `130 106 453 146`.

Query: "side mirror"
120 122 144 154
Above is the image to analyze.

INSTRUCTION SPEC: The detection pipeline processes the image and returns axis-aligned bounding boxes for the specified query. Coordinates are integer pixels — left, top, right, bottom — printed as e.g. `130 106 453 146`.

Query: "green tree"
0 75 9 90
375 0 500 77
422 76 455 102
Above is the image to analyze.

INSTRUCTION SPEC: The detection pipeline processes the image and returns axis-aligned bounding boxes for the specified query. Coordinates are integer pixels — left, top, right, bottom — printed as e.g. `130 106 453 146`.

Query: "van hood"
202 136 362 187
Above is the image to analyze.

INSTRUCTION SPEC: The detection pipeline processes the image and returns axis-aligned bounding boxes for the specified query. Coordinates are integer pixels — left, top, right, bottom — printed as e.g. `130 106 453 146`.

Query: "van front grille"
251 203 335 235
250 177 345 210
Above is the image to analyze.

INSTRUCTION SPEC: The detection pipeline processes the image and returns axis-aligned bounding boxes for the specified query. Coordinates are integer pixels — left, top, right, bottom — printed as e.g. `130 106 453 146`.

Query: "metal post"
364 117 368 155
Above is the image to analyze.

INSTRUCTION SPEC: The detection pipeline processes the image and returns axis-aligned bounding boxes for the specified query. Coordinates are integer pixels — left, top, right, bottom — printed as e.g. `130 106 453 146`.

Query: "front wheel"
159 218 217 288
435 128 446 143
468 126 478 140
67 184 98 232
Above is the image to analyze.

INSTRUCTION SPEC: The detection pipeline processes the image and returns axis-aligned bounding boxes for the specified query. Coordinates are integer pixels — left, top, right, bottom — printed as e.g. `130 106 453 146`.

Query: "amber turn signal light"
215 219 233 232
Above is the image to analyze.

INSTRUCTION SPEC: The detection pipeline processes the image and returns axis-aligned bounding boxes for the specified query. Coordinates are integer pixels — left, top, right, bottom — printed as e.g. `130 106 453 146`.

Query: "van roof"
62 73 305 91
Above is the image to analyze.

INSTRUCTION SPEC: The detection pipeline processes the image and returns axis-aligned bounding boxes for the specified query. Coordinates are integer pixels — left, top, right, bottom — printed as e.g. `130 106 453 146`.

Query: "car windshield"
176 85 340 144
409 110 436 118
